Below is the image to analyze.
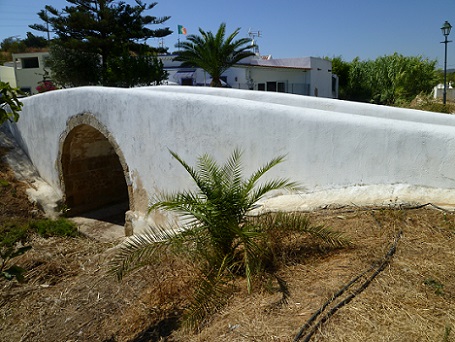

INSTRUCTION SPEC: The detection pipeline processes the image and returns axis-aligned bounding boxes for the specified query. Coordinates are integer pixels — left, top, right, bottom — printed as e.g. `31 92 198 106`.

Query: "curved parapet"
7 86 455 234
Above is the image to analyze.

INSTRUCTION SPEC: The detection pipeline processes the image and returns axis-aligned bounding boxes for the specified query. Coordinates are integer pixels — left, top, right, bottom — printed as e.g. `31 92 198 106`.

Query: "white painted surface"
7 86 455 232
434 83 455 101
161 55 335 97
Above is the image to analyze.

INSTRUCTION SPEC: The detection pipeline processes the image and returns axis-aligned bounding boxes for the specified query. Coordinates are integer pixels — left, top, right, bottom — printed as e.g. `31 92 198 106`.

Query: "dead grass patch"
1 197 455 341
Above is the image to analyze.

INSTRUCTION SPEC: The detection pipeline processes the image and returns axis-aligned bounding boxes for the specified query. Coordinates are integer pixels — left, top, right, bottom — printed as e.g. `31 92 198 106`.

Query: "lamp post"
441 21 452 105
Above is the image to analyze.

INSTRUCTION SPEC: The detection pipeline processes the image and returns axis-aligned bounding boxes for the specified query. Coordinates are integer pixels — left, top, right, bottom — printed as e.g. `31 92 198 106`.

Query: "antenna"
248 28 261 55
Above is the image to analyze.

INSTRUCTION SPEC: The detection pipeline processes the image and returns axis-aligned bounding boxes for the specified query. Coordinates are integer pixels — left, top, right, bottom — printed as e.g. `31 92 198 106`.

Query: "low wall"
7 86 455 233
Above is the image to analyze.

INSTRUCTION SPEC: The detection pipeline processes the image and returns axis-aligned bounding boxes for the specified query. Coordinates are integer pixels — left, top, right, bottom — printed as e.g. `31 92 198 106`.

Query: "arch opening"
61 124 129 220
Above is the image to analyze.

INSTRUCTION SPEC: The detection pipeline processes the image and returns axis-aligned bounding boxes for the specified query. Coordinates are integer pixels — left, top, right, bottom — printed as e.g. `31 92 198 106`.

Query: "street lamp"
441 20 452 105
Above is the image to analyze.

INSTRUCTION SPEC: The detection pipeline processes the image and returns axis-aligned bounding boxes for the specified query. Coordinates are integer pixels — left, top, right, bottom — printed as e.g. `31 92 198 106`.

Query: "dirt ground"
1 148 455 341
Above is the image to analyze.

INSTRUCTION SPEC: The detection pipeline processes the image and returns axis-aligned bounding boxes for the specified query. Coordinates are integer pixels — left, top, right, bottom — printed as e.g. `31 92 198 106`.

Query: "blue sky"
1 0 455 68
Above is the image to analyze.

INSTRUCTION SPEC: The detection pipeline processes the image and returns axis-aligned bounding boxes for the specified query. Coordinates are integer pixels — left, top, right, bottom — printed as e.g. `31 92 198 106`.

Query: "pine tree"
30 0 172 87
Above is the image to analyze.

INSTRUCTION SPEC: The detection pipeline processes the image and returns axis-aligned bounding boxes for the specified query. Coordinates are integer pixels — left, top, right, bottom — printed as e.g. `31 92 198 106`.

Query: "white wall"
8 86 455 231
161 55 335 97
307 58 333 98
0 65 17 87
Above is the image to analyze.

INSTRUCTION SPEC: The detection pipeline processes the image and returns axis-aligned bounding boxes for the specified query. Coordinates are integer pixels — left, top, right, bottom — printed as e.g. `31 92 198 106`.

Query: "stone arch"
58 113 133 217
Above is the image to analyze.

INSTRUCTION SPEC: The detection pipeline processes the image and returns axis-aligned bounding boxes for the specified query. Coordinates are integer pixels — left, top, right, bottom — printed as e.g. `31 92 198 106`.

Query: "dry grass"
2 199 455 341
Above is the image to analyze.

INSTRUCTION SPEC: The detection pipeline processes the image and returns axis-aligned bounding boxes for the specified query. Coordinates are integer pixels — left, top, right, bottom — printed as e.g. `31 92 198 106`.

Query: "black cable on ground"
293 229 403 342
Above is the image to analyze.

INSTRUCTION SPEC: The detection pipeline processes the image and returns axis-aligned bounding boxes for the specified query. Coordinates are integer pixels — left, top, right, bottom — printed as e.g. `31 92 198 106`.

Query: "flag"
178 25 187 35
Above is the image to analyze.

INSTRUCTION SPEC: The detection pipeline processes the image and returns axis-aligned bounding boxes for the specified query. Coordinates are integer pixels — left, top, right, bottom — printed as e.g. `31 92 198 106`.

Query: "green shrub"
0 81 24 124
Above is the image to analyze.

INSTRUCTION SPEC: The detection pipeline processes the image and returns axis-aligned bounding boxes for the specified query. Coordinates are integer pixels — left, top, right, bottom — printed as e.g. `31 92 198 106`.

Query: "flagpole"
177 25 181 51
177 25 186 51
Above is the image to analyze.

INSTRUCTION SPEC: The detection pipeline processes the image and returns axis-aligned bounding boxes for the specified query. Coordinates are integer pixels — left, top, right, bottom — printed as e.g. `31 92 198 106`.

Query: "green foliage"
0 221 30 248
106 52 168 87
330 56 351 99
0 37 27 54
0 81 24 125
0 33 48 65
423 277 445 296
174 23 255 87
0 218 79 244
0 217 79 283
0 33 48 52
112 149 349 329
0 221 31 283
22 32 48 49
47 44 101 87
1 246 32 283
29 218 79 238
31 0 172 87
331 54 439 106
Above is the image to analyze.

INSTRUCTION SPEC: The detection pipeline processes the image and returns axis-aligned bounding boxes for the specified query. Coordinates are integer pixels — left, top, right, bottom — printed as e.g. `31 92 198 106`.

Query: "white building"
161 55 338 98
433 83 455 101
0 52 50 95
0 51 338 98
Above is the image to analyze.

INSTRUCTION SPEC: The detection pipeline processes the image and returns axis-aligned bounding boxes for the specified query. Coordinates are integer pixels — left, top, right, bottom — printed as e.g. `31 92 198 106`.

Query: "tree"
0 33 48 65
329 56 351 100
174 23 255 87
22 32 48 49
30 0 172 87
0 37 26 54
47 44 102 87
111 149 348 329
105 51 168 87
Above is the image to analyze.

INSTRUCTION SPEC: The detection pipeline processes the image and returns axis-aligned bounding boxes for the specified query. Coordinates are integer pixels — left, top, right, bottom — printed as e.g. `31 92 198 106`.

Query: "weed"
0 220 30 248
443 324 452 342
423 278 444 296
1 245 32 283
442 213 455 233
29 218 80 238
0 220 32 283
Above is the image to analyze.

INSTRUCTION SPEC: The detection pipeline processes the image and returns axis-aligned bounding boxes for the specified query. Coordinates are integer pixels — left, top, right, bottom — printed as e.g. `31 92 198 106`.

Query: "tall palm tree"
174 23 256 87
111 149 349 329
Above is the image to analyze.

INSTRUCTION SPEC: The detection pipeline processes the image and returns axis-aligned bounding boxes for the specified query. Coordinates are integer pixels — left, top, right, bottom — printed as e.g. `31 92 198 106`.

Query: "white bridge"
6 86 455 234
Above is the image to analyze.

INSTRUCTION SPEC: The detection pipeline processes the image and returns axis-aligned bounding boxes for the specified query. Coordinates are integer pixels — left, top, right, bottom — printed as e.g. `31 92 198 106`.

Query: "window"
258 83 265 91
277 82 286 93
20 87 31 95
21 57 39 69
181 78 193 86
266 82 276 92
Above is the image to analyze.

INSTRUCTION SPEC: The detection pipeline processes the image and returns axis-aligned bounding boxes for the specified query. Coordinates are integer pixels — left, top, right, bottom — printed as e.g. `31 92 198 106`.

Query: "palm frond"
109 224 185 280
244 155 287 192
248 178 301 206
259 212 351 248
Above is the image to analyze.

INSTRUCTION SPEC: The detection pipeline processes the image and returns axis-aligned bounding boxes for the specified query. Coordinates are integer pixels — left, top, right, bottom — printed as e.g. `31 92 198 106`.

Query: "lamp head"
442 21 452 37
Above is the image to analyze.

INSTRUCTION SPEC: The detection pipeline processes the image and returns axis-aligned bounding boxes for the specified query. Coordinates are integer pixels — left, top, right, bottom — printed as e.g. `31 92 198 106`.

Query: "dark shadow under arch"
60 122 130 220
